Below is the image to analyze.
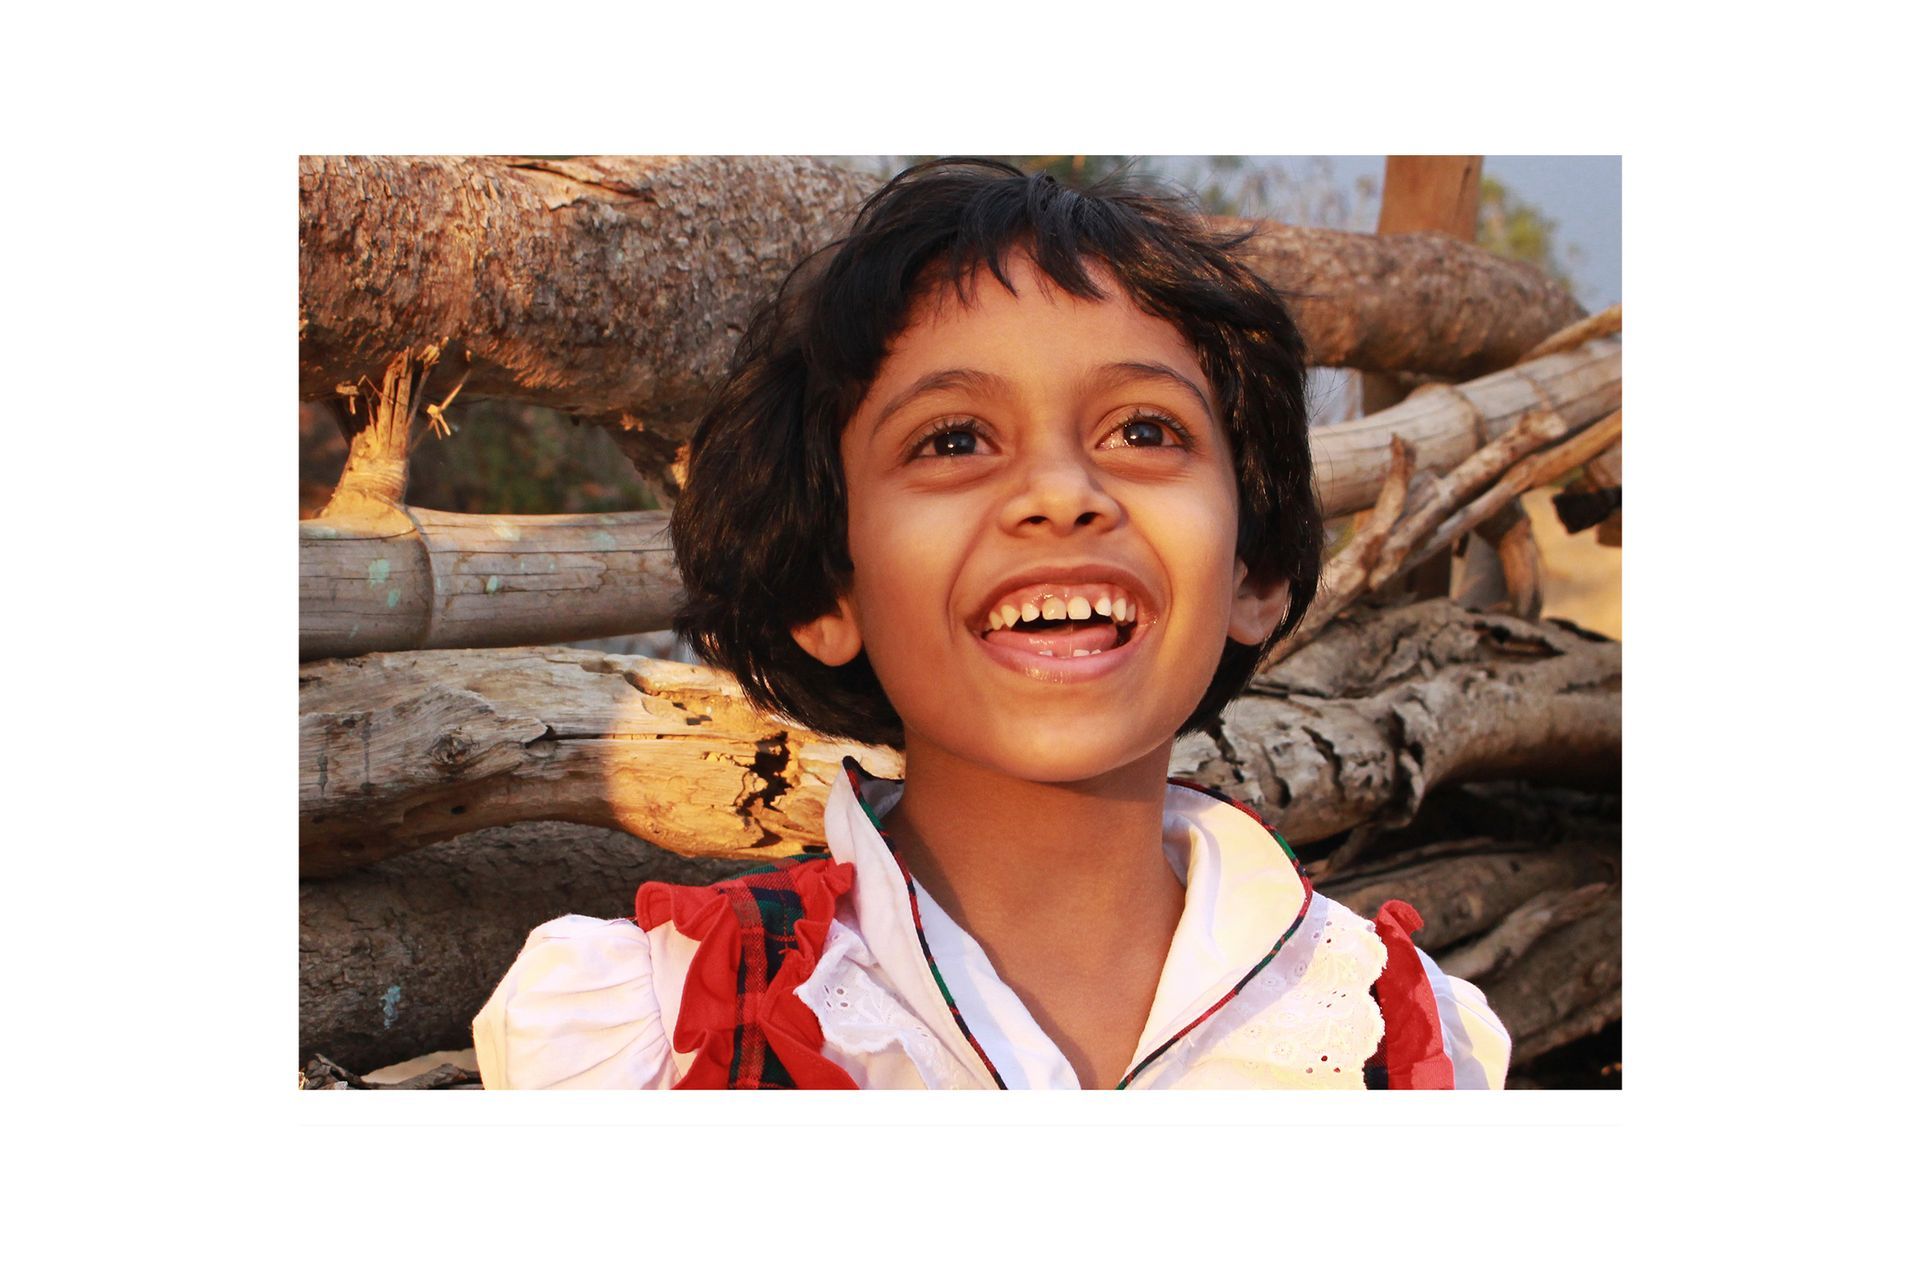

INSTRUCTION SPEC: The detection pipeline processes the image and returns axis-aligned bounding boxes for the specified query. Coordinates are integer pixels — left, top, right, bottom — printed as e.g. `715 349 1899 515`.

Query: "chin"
974 719 1175 785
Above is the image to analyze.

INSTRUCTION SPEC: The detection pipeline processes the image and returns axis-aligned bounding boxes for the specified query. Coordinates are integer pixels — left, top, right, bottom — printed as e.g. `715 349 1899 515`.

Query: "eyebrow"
865 359 1217 442
869 368 1015 439
1083 361 1216 420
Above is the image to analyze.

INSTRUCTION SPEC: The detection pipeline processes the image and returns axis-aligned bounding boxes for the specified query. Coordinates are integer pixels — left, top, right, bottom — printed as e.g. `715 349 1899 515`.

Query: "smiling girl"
473 159 1510 1090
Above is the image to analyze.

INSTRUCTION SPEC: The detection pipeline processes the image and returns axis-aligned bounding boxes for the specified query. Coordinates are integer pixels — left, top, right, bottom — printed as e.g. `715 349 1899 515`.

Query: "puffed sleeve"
472 915 675 1090
1418 949 1512 1090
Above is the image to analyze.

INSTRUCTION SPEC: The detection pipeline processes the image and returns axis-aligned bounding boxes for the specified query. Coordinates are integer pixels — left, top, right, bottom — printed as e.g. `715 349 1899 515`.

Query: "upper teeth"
983 586 1139 631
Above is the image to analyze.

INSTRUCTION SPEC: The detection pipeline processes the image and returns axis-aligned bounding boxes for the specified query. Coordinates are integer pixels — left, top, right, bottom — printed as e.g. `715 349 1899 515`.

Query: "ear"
1226 561 1292 645
791 597 864 667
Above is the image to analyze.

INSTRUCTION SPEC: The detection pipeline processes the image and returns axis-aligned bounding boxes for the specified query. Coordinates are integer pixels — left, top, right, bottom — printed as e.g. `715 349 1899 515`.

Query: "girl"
473 158 1510 1089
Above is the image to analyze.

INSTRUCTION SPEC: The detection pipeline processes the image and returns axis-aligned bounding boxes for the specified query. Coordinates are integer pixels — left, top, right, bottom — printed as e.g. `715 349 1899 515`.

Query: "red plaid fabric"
635 853 858 1090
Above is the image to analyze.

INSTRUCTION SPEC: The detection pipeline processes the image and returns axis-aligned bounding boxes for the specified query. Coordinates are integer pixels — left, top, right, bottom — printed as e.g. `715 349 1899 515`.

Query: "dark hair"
671 158 1320 748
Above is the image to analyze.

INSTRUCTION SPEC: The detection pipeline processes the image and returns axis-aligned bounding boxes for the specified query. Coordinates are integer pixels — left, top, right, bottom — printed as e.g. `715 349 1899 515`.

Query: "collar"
821 758 1312 1087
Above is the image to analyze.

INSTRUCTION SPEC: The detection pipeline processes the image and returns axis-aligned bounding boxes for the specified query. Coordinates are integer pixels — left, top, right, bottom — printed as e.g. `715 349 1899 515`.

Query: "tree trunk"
301 600 1618 877
299 155 872 434
299 157 1588 454
1225 219 1584 379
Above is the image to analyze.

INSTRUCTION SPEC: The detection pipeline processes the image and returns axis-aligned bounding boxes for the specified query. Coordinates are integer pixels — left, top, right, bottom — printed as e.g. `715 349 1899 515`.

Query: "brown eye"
1120 418 1169 448
928 428 979 457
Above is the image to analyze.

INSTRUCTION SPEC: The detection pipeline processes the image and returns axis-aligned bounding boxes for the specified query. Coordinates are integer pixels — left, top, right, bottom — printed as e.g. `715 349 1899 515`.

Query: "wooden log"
1309 336 1620 520
1476 888 1623 1064
299 820 761 1072
299 157 1587 451
300 797 1615 1074
1226 220 1584 380
301 600 1619 876
1360 156 1483 423
1320 843 1617 955
297 338 1620 660
1207 600 1621 840
300 508 677 660
300 155 872 437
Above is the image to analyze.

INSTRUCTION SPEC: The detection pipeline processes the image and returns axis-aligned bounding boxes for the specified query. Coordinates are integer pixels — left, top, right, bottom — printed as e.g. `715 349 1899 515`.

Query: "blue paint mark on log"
386 588 401 608
368 558 391 586
592 530 617 549
485 575 501 595
382 985 402 1029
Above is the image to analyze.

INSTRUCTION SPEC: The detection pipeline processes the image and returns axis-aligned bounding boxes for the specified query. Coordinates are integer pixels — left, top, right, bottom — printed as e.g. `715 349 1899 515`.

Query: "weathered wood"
297 339 1620 660
301 600 1618 876
300 155 873 437
1361 156 1483 420
299 796 1616 1074
1310 336 1619 519
300 508 677 660
300 819 762 1071
1205 600 1620 841
299 158 1587 460
1475 888 1623 1064
1322 843 1617 955
1226 219 1584 380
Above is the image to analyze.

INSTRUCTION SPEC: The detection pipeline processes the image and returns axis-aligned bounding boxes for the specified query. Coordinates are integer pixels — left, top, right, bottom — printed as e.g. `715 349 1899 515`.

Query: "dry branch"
1308 336 1619 518
300 508 677 660
301 600 1618 877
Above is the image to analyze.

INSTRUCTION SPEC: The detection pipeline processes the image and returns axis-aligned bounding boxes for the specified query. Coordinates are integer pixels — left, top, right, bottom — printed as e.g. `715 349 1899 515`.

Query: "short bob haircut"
671 158 1321 749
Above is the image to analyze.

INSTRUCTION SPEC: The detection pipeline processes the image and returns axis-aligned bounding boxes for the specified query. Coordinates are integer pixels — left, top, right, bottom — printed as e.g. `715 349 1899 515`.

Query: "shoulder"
472 913 681 1090
1414 948 1512 1090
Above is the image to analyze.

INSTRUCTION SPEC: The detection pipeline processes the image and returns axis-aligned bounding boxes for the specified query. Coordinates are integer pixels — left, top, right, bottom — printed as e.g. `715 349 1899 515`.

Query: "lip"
965 561 1160 684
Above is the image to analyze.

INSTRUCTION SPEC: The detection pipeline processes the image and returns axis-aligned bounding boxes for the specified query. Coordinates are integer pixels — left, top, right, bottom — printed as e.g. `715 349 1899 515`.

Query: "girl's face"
797 254 1291 783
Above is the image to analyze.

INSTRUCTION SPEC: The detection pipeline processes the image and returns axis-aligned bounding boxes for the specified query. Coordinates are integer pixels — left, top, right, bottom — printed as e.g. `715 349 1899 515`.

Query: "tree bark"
300 600 1619 877
1225 219 1584 379
299 155 872 434
299 157 1588 454
299 820 763 1072
1190 599 1620 841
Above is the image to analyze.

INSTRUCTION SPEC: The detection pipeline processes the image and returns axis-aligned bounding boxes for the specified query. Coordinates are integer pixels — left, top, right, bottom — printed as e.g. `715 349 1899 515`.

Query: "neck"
885 736 1182 968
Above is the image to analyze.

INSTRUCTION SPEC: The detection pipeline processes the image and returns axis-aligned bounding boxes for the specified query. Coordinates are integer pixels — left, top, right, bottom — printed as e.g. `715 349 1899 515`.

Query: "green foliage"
404 401 659 515
1478 176 1580 293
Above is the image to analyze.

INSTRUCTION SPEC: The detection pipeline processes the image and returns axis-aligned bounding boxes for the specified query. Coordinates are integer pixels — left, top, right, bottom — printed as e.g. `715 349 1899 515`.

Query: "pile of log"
298 155 1622 1087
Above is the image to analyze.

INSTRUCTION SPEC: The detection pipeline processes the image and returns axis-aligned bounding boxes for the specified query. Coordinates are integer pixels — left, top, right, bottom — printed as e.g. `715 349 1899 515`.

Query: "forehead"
876 254 1210 394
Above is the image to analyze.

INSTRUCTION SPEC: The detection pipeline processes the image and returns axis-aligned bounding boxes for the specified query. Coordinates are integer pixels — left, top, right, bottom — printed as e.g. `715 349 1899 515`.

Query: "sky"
1151 155 1622 313
858 155 1621 316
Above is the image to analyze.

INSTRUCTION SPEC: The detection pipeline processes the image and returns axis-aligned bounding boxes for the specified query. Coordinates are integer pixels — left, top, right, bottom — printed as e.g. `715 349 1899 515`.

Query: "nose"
998 443 1123 534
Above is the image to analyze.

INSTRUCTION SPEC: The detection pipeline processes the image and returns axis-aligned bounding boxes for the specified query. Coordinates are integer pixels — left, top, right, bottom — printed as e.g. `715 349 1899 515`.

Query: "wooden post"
1361 157 1490 601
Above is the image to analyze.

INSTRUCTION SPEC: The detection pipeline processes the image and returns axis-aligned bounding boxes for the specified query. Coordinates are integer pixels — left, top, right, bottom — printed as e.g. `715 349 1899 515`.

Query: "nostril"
1075 511 1099 526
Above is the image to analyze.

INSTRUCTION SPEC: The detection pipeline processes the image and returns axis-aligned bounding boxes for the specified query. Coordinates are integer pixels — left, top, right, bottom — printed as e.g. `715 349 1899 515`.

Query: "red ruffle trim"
1369 900 1456 1090
635 858 859 1090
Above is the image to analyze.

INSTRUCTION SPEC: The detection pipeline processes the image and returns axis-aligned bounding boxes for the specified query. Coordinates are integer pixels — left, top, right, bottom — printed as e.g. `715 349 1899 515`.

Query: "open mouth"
975 584 1145 659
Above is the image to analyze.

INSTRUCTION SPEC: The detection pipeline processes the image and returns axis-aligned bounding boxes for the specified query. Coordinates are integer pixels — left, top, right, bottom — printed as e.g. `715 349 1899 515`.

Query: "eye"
909 419 992 460
1098 410 1192 451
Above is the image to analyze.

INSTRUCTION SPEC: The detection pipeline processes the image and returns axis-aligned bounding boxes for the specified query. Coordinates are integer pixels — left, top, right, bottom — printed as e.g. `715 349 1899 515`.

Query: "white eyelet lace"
794 921 973 1089
1151 896 1387 1090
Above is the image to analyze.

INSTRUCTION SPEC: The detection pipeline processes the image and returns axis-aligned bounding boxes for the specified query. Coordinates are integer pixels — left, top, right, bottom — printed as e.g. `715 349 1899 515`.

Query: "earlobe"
1226 562 1292 645
791 599 864 667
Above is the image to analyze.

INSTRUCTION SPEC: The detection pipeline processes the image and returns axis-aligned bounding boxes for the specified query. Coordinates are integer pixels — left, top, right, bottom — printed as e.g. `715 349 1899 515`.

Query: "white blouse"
473 765 1511 1090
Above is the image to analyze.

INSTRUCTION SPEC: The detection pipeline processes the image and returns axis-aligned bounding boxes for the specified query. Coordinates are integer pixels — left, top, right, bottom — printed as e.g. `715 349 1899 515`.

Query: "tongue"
981 621 1121 655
